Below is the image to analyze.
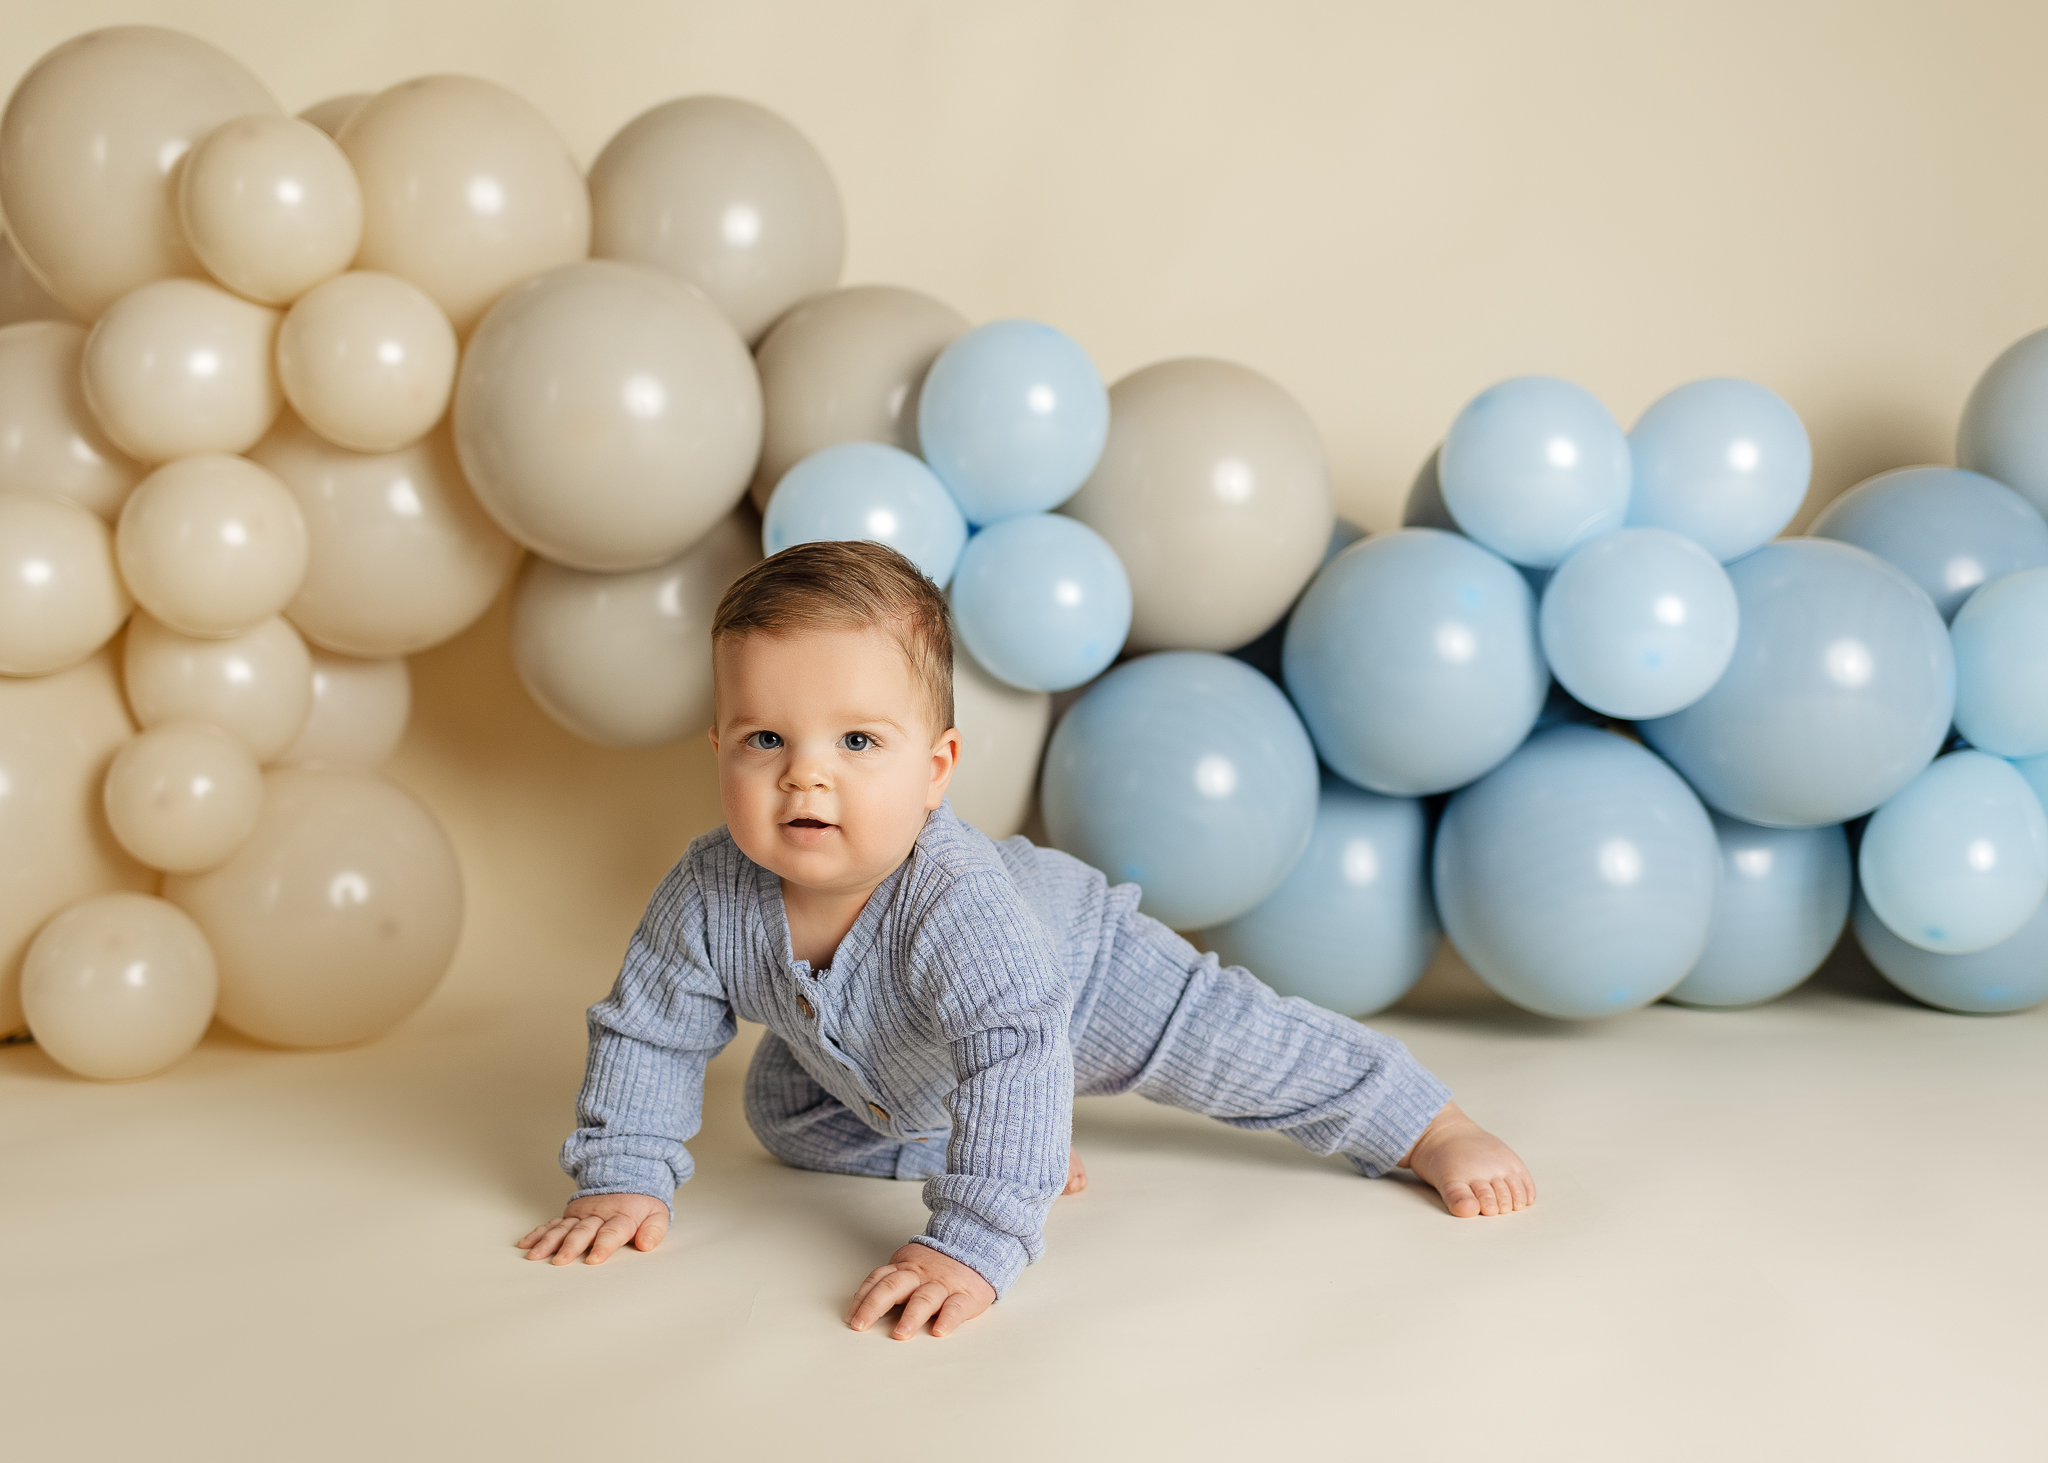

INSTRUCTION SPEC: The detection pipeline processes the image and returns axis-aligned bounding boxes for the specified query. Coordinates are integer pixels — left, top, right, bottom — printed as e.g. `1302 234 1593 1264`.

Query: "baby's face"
711 626 959 896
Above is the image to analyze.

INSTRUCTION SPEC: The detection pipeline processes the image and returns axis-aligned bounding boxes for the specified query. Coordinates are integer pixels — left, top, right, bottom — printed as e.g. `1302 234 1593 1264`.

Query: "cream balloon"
164 768 463 1048
278 649 410 767
81 278 283 463
1 228 79 327
249 414 520 656
454 259 761 571
276 272 457 451
748 284 970 511
336 76 590 334
21 892 217 1080
115 455 308 638
0 490 132 676
102 719 265 873
1062 358 1335 652
0 27 280 319
0 651 152 1035
297 94 370 139
949 642 1053 840
511 507 761 746
0 322 142 519
589 96 844 344
178 114 364 307
123 611 313 763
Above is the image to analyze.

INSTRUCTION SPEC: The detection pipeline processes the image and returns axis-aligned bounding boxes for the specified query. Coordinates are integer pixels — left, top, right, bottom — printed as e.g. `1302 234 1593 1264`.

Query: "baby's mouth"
786 817 833 830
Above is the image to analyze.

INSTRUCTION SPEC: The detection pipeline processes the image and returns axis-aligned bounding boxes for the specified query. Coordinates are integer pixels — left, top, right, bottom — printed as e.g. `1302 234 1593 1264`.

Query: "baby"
519 539 1534 1340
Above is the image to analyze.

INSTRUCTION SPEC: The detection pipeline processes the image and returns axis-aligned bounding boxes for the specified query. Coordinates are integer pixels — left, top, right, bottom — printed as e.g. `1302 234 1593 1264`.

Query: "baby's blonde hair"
711 540 956 736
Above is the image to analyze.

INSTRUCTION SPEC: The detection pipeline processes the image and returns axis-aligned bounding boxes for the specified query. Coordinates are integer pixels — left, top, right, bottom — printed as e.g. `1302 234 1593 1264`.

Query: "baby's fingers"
892 1280 951 1341
549 1214 604 1265
522 1219 577 1260
582 1213 640 1265
927 1289 985 1339
848 1268 919 1332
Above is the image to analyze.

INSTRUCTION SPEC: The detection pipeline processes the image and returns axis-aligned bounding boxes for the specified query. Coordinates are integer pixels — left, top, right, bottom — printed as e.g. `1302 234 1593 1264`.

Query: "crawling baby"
519 539 1534 1339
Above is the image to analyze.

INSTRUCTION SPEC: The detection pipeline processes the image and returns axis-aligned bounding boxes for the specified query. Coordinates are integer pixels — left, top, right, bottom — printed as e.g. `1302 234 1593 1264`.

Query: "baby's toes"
1441 1180 1481 1218
1474 1179 1504 1216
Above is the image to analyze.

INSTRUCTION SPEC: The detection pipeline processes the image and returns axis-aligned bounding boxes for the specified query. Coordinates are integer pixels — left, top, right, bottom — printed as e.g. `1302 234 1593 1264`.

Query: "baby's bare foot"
1399 1101 1534 1218
1062 1150 1087 1196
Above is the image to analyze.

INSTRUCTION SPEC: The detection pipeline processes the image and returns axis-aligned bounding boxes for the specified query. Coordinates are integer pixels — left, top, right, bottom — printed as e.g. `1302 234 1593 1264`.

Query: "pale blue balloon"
1433 726 1719 1019
2016 754 2048 816
917 319 1109 526
1664 816 1851 1009
1539 527 1738 720
1626 378 1812 562
1640 539 1954 827
1858 750 2048 955
1281 528 1548 795
1808 466 2048 621
1853 886 2048 1014
1958 325 2048 521
1438 376 1631 568
1204 773 1439 1018
1041 651 1318 930
950 513 1131 692
1951 566 2048 758
762 441 968 585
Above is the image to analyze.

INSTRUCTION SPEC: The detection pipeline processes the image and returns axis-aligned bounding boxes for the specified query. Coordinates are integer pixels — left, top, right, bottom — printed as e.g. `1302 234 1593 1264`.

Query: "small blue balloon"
1539 527 1738 720
1282 528 1548 795
1041 651 1318 929
1641 539 1954 827
950 513 1131 692
1854 886 2048 1014
1204 773 1439 1018
1958 325 2048 521
762 441 968 585
1433 726 1720 1019
1858 750 2048 955
917 319 1109 526
1438 376 1632 568
1951 566 2048 758
1808 466 2048 622
1664 816 1851 1009
1625 378 1812 563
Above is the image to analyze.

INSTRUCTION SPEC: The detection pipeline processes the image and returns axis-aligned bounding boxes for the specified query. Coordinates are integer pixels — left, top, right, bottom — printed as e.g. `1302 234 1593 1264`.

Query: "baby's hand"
517 1192 669 1265
847 1242 996 1340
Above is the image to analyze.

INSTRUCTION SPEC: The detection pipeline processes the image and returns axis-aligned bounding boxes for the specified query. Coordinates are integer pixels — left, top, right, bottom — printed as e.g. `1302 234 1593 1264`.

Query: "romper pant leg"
1071 904 1451 1177
743 1032 946 1182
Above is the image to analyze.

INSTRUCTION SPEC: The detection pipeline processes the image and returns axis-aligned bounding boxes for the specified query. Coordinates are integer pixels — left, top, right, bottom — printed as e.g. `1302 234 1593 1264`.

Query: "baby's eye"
745 730 783 750
840 732 874 752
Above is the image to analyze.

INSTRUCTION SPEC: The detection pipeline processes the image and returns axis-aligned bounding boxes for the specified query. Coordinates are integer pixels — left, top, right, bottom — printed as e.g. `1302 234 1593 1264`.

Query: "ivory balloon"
276 272 457 451
0 26 280 319
115 455 308 638
454 260 762 572
0 490 132 676
81 279 282 462
336 76 590 334
1 228 79 327
749 284 969 511
279 649 410 768
249 414 520 657
1062 358 1334 652
0 321 142 519
511 507 760 746
949 643 1053 841
21 892 217 1080
102 720 264 873
178 115 363 307
165 768 463 1048
589 96 845 344
297 94 370 139
0 651 153 1035
123 611 312 763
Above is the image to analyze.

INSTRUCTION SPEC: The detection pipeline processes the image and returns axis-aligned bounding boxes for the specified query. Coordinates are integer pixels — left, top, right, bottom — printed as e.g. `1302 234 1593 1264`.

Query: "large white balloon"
0 489 132 676
177 114 364 307
949 644 1052 840
278 649 411 768
21 891 218 1080
114 455 309 638
81 278 283 462
102 719 265 873
123 611 313 763
0 322 142 519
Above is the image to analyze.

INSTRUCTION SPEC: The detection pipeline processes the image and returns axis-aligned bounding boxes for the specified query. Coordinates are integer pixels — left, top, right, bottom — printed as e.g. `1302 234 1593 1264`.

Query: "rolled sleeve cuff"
567 1153 683 1212
913 1213 1033 1298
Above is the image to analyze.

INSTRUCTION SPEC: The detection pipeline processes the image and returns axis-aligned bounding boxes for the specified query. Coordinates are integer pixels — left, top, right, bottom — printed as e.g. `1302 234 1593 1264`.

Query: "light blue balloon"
1808 466 2048 622
1539 527 1738 720
1858 750 2048 955
917 319 1109 526
1438 376 1631 568
1853 886 2048 1014
1204 773 1439 1018
1626 378 1812 562
1951 566 2048 758
1958 325 2048 521
761 441 968 585
949 513 1131 692
1664 816 1851 1009
2016 753 2048 816
1041 651 1318 929
1640 539 1954 827
1433 726 1719 1019
1281 528 1548 795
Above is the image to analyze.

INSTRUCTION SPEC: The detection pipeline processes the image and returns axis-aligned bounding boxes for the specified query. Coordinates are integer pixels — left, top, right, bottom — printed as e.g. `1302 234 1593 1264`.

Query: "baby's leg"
743 1033 944 1182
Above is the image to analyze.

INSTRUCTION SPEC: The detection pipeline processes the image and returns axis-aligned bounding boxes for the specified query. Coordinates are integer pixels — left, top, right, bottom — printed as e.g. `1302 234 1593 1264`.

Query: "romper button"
868 1102 889 1122
796 994 815 1019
